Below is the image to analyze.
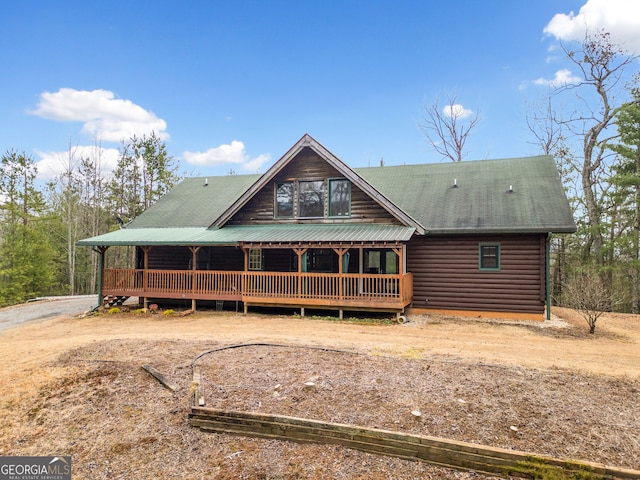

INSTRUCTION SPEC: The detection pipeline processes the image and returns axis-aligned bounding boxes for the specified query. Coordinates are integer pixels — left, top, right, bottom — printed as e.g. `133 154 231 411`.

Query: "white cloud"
183 140 271 172
29 88 168 142
183 141 246 166
34 145 120 180
442 104 473 119
544 0 640 53
533 68 582 88
242 153 271 172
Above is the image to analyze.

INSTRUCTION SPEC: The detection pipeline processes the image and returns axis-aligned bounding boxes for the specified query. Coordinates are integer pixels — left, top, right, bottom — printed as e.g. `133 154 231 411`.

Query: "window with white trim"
248 248 263 270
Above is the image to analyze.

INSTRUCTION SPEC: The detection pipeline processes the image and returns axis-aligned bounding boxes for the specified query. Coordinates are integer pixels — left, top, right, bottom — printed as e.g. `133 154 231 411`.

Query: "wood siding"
146 246 362 274
228 147 401 225
142 236 547 315
147 246 191 270
147 246 244 271
407 234 546 314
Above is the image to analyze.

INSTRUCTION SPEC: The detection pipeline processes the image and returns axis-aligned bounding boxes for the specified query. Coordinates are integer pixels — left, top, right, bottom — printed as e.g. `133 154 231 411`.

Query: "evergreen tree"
609 81 640 312
0 151 57 306
108 132 179 223
106 132 180 269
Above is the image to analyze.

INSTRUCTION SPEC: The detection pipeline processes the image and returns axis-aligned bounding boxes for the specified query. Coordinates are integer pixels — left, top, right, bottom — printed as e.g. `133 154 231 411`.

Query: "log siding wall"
143 236 547 314
147 246 245 271
407 234 546 314
147 246 191 270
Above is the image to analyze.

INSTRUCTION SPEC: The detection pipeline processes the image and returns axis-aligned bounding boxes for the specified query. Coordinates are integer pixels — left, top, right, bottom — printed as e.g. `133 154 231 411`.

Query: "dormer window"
274 178 351 219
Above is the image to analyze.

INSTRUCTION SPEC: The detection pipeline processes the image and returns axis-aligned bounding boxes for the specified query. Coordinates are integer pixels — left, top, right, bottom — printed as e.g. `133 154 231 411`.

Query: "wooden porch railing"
102 269 413 309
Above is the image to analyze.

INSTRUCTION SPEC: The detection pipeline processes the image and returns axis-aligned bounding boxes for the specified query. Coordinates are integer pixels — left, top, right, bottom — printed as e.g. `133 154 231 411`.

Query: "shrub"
560 268 615 334
107 307 121 315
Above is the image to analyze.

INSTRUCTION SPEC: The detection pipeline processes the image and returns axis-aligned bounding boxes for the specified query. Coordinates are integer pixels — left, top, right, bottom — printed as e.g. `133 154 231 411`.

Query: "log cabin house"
78 134 576 320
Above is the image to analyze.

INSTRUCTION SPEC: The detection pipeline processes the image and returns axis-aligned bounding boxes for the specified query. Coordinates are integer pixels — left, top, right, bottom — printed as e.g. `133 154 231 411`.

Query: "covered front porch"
82 224 416 318
102 268 413 316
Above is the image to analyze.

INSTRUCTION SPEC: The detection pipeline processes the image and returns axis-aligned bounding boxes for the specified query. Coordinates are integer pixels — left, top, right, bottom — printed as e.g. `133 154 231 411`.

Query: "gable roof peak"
211 134 425 232
300 133 314 145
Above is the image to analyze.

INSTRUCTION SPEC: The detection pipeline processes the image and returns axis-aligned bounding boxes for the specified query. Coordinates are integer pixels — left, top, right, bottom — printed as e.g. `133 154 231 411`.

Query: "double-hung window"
248 249 263 270
479 243 500 271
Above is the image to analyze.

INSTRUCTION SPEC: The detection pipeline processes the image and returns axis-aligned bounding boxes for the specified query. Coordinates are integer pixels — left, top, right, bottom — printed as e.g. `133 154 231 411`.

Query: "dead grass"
0 307 639 479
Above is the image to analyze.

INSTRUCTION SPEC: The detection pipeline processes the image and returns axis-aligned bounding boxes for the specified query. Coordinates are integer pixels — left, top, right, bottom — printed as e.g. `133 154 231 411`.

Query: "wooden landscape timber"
192 366 205 407
141 364 178 391
189 407 640 479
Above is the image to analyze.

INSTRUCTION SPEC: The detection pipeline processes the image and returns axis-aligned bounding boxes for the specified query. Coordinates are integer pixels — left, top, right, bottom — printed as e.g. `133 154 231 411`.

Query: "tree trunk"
582 132 605 266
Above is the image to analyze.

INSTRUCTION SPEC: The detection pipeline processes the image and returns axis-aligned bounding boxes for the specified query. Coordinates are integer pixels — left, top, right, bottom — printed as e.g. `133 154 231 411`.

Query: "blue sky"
1 0 639 181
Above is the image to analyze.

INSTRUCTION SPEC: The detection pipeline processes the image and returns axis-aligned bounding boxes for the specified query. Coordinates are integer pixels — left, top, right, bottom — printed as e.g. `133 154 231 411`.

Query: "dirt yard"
0 307 638 479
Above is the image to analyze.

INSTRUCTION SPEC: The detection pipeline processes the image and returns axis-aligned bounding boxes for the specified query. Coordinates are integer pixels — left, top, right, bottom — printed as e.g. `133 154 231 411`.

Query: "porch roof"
76 224 416 247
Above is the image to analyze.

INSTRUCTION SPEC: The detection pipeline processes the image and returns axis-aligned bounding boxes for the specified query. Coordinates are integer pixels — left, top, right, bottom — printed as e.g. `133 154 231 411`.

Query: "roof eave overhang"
76 240 241 247
76 224 417 247
424 226 577 235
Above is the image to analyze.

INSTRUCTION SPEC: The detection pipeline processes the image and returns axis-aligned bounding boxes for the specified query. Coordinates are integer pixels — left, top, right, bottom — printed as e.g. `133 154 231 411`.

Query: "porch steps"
103 295 130 307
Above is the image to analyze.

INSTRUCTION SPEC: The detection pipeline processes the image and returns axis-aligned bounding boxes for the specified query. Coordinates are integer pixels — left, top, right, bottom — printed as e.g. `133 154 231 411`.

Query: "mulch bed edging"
189 407 640 479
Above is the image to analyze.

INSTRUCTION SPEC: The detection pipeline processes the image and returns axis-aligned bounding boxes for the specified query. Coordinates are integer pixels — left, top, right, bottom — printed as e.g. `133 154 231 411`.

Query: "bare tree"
557 31 638 266
559 268 613 334
527 99 580 301
420 93 479 162
526 97 581 201
526 97 565 156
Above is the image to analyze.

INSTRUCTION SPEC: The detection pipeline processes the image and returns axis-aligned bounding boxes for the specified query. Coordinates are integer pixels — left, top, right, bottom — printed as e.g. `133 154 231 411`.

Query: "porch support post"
333 248 349 276
189 246 201 312
393 246 404 302
293 248 307 316
141 246 152 310
546 233 551 321
93 246 108 308
241 246 249 314
293 248 307 273
358 247 364 295
392 246 404 275
242 247 249 271
333 247 349 320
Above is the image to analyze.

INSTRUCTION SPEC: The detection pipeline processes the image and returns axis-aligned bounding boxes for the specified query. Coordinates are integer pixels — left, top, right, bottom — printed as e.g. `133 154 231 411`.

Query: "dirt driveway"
0 295 96 333
1 306 638 379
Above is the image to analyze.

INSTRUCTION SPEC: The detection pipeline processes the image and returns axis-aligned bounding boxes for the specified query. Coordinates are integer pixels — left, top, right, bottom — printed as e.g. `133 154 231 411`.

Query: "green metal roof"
78 149 576 248
76 224 416 246
355 155 576 234
125 174 260 228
